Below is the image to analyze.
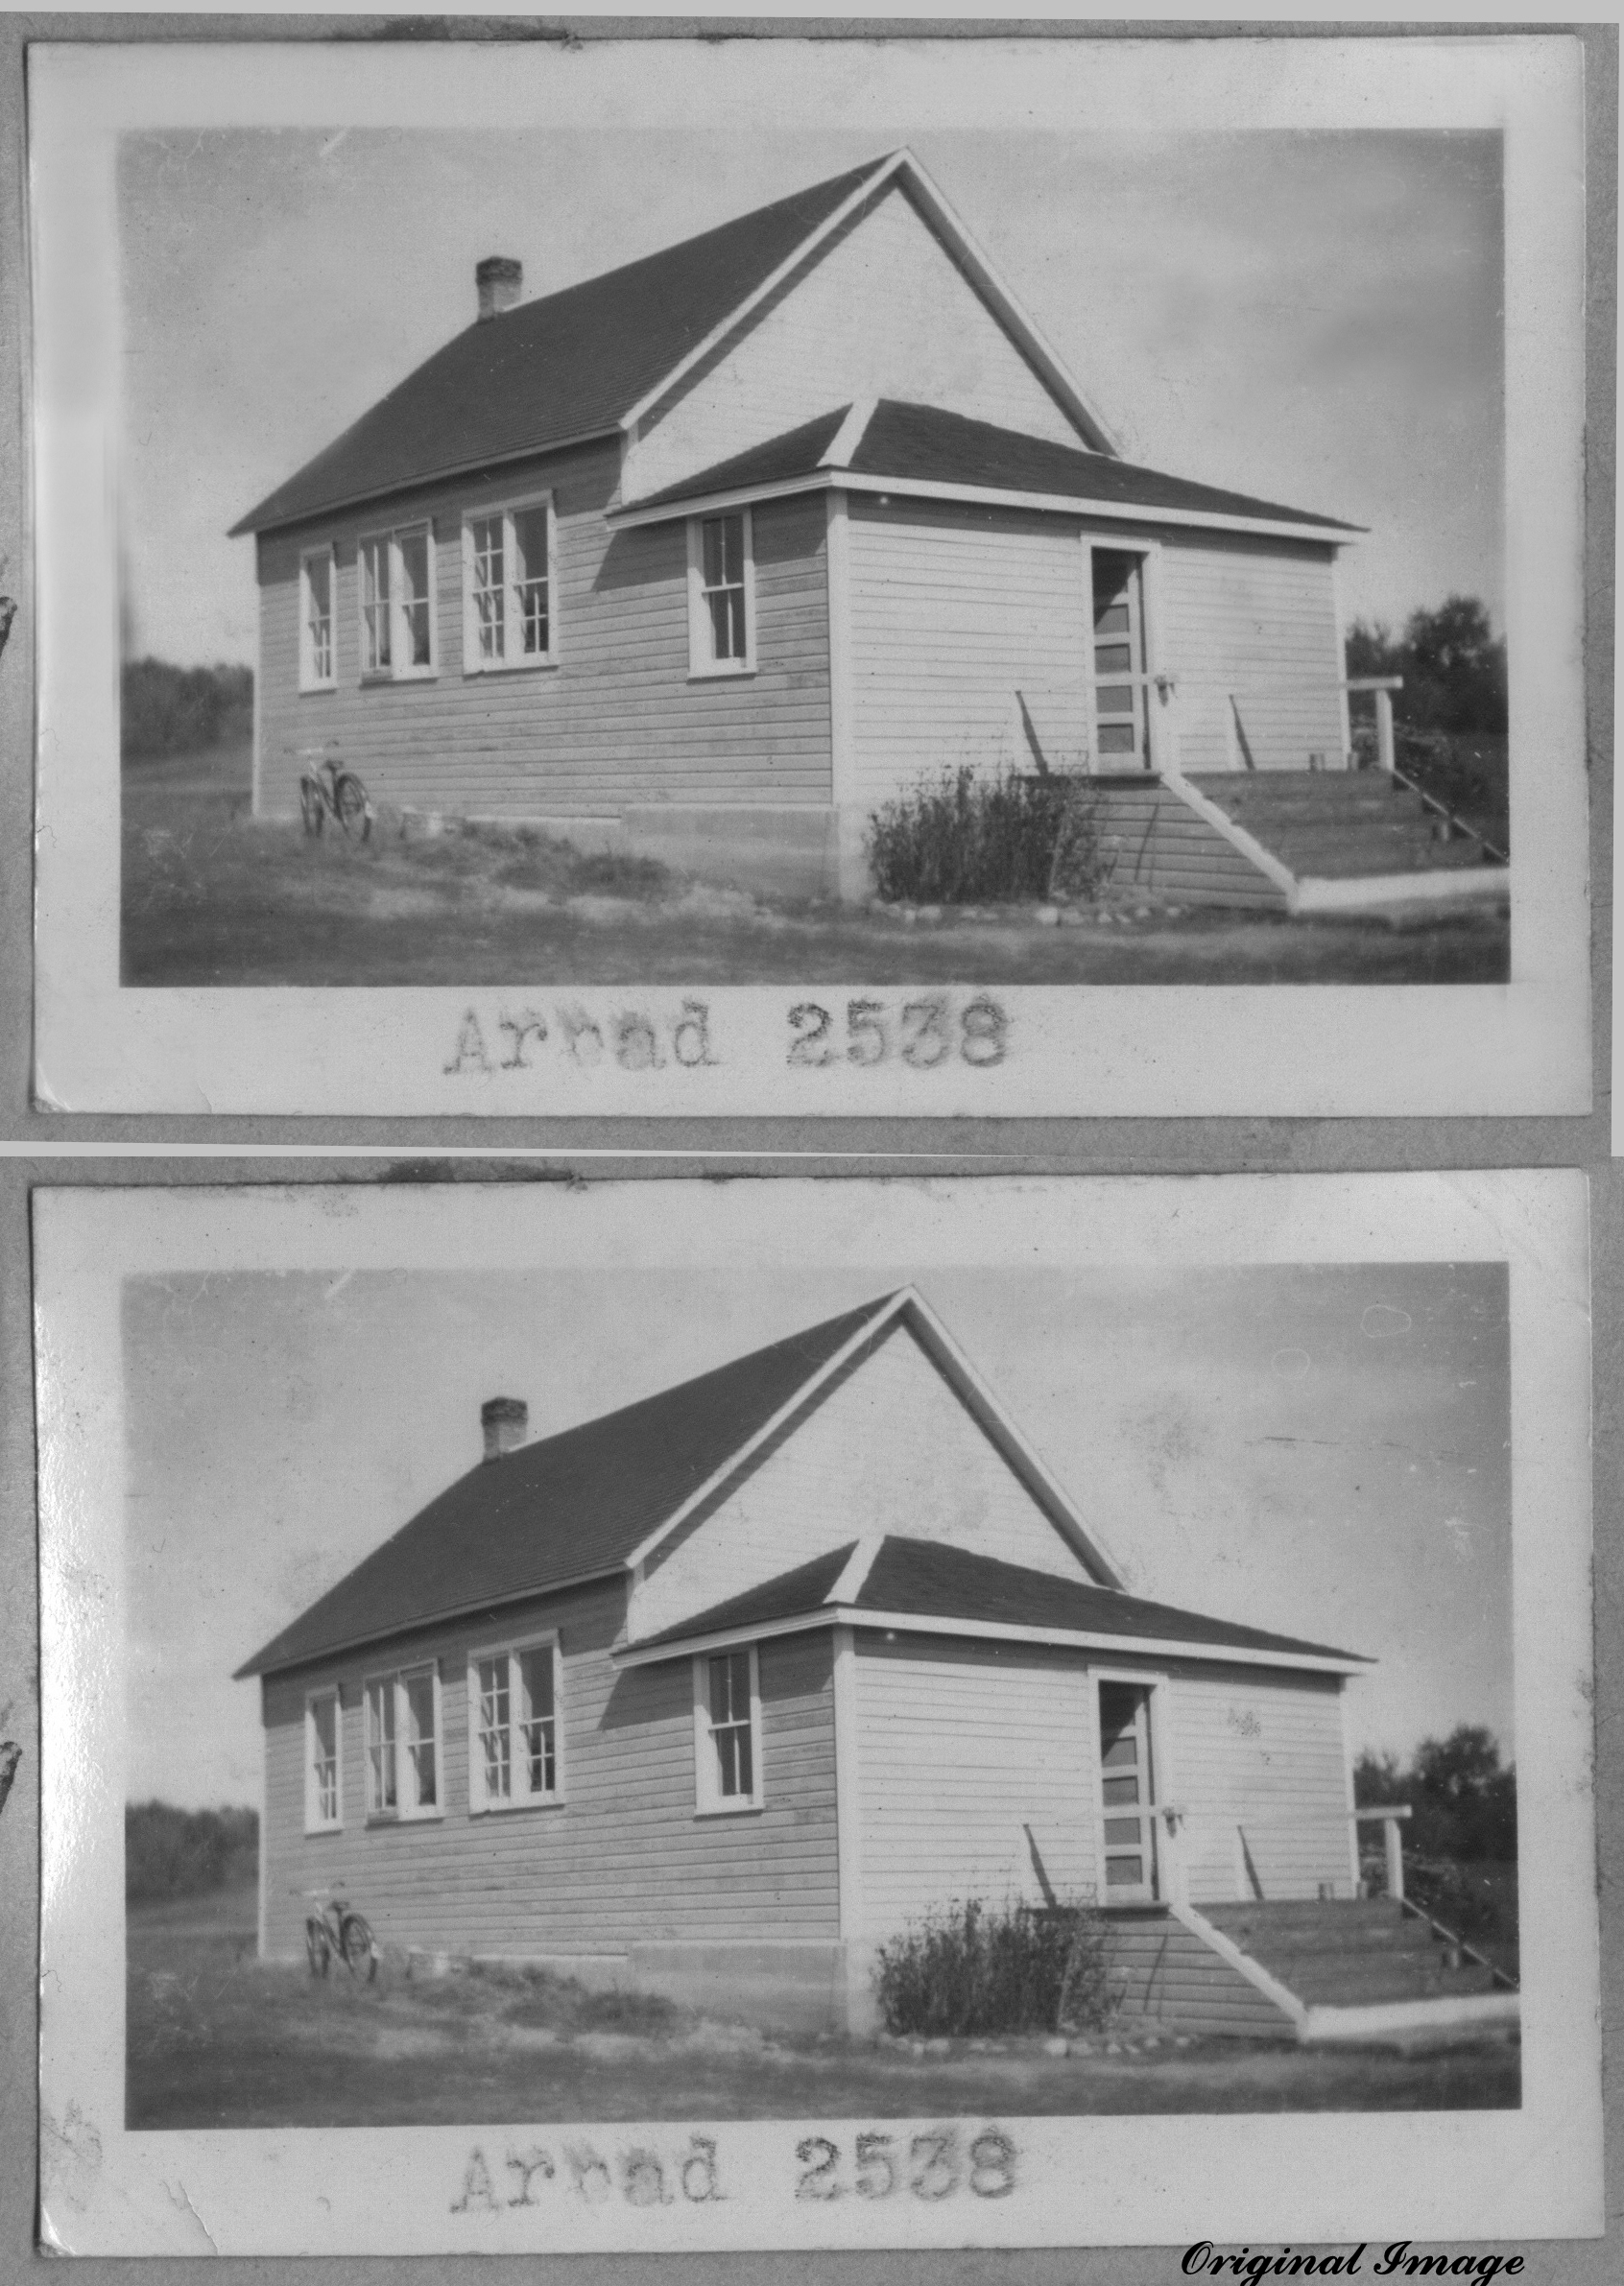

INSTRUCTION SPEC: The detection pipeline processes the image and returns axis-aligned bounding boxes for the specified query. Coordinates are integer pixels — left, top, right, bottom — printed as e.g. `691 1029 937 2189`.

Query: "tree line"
127 1800 259 1903
1353 1724 1517 1864
122 658 253 759
1345 595 1507 737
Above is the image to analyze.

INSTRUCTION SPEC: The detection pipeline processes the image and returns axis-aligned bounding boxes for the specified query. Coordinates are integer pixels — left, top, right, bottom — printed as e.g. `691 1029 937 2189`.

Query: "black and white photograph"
35 1176 1600 2255
28 30 1590 1116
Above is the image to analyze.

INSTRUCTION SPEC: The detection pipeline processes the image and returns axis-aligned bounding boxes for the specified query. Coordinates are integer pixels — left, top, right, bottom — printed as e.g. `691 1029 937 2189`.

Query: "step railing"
1353 1803 1412 1900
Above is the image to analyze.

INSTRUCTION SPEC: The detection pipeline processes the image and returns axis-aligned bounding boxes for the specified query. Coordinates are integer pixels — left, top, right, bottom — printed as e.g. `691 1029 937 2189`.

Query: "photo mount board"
29 31 1590 1119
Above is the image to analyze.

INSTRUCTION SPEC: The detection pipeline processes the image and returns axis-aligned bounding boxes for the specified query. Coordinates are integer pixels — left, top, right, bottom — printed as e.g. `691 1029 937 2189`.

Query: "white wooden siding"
627 182 1085 502
631 1321 1096 1643
254 440 831 822
1163 1662 1352 1904
845 498 1346 811
259 1575 838 1961
852 1634 1098 1943
846 497 1092 809
1158 532 1347 773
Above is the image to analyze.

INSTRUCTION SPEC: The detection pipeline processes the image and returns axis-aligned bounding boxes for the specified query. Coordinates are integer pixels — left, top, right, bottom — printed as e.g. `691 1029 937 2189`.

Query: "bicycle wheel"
334 774 370 842
340 1911 376 1979
299 778 324 838
305 1916 331 1977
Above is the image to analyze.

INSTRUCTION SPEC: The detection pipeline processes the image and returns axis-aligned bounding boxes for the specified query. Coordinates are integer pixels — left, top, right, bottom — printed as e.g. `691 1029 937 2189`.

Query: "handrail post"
1374 687 1396 775
1384 1812 1404 1901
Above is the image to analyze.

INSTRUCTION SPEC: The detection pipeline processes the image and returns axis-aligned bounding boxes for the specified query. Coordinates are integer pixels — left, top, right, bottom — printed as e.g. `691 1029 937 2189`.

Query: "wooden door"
1099 1680 1158 1902
1092 551 1148 769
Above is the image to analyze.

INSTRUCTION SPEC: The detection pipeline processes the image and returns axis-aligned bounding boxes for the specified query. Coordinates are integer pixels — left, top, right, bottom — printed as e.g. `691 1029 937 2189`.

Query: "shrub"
122 658 253 759
867 767 1101 905
872 1897 1112 2038
126 1800 258 1904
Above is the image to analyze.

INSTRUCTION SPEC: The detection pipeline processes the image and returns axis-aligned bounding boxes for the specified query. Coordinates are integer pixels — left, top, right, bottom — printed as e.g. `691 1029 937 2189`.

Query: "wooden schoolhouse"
232 151 1505 907
241 1288 1511 2037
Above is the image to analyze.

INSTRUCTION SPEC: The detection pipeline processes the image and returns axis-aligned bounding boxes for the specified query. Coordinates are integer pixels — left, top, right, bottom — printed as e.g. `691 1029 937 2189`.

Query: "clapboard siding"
1105 1917 1296 2037
1088 782 1289 909
852 1634 1098 1943
1164 1662 1352 1904
260 1575 838 1961
255 440 831 820
847 497 1091 806
628 182 1083 502
846 498 1346 814
633 1321 1095 1642
1158 533 1346 774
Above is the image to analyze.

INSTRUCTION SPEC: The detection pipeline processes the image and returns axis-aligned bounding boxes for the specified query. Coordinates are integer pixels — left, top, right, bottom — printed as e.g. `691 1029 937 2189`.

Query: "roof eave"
609 466 1362 544
234 1560 630 1681
229 423 624 540
616 1600 1372 1674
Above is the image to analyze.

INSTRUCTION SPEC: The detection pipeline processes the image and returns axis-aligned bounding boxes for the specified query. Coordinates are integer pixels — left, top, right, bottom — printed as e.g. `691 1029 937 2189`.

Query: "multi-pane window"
359 525 436 679
470 1636 561 1812
359 537 392 676
299 549 335 689
687 510 753 676
694 1645 761 1813
305 1690 341 1831
396 529 434 670
464 496 556 671
365 1665 440 1819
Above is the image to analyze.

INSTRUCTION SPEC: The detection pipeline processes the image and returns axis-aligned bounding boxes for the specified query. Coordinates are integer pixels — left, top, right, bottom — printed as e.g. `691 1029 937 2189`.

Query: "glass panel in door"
1092 551 1148 768
1099 1680 1157 1902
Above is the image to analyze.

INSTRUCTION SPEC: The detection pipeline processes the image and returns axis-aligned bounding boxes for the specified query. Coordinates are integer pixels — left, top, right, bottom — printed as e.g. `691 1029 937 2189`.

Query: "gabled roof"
616 398 1360 538
235 1296 896 1679
627 1535 1370 1672
230 149 1124 539
229 156 894 536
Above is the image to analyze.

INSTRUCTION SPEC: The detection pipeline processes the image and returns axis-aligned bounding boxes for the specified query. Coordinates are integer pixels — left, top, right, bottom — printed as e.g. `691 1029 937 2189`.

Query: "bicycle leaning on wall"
299 1885 378 1981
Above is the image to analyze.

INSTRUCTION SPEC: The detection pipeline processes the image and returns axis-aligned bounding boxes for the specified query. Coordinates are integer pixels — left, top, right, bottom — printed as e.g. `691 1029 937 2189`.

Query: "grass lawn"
121 745 1510 988
127 1887 1519 2131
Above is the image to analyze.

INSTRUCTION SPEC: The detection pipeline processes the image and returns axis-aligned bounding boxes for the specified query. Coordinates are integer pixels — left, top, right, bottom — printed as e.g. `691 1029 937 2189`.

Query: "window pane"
471 517 505 661
1094 599 1131 634
405 1672 436 1809
1095 685 1135 714
398 533 433 668
709 1653 747 1726
733 1721 752 1799
367 1679 395 1812
1105 1855 1143 1885
517 1647 556 1795
361 541 391 673
478 1655 511 1799
513 508 549 655
1097 724 1138 753
1104 1816 1145 1844
1094 643 1133 675
702 517 726 590
313 1695 336 1762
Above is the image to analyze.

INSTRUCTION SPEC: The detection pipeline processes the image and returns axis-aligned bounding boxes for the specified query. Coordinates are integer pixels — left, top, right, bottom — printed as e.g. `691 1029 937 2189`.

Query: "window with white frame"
686 510 754 677
305 1688 342 1832
469 1634 563 1812
464 494 556 671
365 1664 441 1819
693 1645 762 1814
358 523 437 679
299 548 336 690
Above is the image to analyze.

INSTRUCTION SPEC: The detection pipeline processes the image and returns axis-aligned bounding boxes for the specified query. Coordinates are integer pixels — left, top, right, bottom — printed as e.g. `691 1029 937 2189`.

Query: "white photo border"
36 1172 1601 2254
29 31 1590 1118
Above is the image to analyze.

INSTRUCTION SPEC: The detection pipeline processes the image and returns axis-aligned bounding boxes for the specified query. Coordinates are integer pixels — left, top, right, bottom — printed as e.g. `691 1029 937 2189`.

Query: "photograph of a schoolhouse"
126 1268 1520 2126
120 130 1511 987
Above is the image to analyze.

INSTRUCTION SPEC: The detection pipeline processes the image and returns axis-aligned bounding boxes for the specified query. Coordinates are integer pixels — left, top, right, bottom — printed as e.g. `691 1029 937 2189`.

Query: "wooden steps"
1200 1898 1501 2009
1183 773 1505 882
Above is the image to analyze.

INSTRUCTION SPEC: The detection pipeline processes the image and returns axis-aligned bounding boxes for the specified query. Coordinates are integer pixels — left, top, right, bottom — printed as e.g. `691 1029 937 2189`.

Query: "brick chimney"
476 255 522 322
481 1395 528 1462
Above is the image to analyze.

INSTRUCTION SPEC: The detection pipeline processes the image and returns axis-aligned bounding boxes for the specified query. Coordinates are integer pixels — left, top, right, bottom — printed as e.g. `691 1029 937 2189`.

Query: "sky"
116 126 1504 665
122 1260 1513 1810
